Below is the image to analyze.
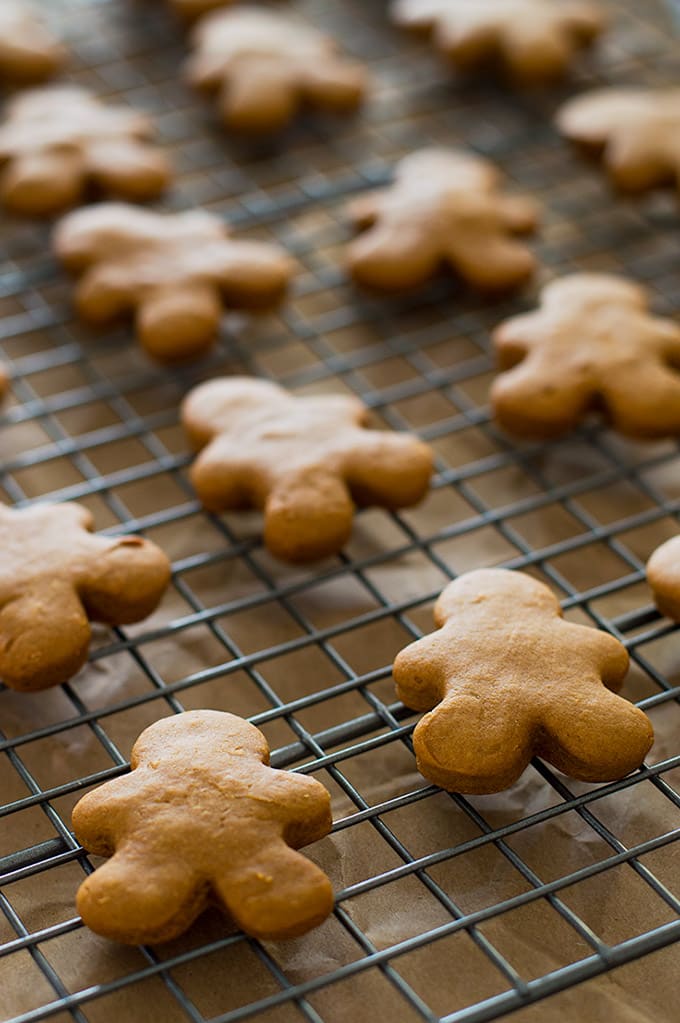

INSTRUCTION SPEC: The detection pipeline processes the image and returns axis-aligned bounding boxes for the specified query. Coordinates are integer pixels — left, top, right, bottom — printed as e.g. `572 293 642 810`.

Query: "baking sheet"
0 1 679 1021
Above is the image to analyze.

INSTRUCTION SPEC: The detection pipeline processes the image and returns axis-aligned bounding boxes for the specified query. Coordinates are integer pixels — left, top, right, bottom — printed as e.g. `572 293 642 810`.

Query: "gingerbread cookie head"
491 273 680 439
394 569 653 793
557 87 680 194
0 502 170 692
346 148 538 292
647 536 680 622
0 86 171 217
182 376 434 563
53 203 294 362
0 2 66 84
72 710 334 944
391 0 605 83
185 7 367 132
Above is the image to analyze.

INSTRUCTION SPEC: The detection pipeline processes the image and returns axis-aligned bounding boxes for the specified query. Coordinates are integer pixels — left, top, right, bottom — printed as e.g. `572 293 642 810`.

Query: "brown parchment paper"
1 0 680 1021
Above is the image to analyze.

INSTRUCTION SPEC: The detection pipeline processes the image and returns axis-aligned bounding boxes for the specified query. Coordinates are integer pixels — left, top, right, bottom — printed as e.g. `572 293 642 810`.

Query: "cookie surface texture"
557 87 680 193
181 376 434 562
0 86 170 216
53 203 294 362
0 2 66 84
647 536 680 622
0 502 170 692
346 148 538 291
72 710 334 944
185 6 367 132
491 273 680 439
391 0 604 82
393 568 653 793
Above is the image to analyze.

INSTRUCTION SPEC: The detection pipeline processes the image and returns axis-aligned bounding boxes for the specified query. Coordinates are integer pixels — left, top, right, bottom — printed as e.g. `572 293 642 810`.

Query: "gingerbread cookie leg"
137 283 223 363
348 221 439 291
74 264 137 326
538 686 653 782
213 842 333 941
88 140 171 202
264 467 355 563
0 581 91 693
413 691 536 793
448 233 536 291
302 62 367 113
77 847 207 946
218 59 298 133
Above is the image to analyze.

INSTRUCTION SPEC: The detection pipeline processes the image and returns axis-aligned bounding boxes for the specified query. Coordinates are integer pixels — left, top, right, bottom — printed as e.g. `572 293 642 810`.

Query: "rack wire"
0 0 679 1021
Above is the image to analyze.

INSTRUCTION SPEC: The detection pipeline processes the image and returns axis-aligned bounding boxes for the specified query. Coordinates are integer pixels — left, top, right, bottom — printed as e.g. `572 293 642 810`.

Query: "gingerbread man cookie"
72 710 334 944
53 204 294 363
0 86 170 217
557 87 680 194
394 569 653 793
0 502 170 692
391 0 604 83
491 274 680 439
0 2 66 84
647 536 680 622
185 7 367 132
182 377 434 563
346 148 538 292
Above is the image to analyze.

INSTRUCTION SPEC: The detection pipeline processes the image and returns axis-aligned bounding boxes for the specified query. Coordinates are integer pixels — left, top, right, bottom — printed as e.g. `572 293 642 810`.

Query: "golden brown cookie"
491 274 680 439
72 710 334 944
185 6 367 132
181 376 434 563
53 203 294 363
166 0 237 21
391 0 605 83
647 536 680 622
394 569 654 793
0 2 66 84
557 87 680 194
0 502 171 692
0 86 171 217
0 364 8 401
346 148 538 292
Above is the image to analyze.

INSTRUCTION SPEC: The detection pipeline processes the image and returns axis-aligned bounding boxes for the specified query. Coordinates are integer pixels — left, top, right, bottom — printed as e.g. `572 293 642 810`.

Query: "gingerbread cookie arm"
0 579 92 692
344 433 434 508
79 535 171 624
214 239 294 309
213 840 333 941
76 843 206 946
346 191 387 229
393 633 449 712
647 536 680 621
0 149 85 217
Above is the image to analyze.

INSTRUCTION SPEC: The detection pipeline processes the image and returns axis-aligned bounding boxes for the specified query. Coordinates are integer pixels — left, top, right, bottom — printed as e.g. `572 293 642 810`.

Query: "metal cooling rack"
1 1 679 1021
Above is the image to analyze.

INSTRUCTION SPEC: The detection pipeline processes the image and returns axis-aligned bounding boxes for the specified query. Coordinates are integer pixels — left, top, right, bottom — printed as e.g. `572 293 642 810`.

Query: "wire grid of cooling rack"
0 1 680 1021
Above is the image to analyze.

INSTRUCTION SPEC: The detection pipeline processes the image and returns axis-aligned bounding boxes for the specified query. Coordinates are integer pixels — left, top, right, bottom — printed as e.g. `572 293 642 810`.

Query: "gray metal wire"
0 1 679 1021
